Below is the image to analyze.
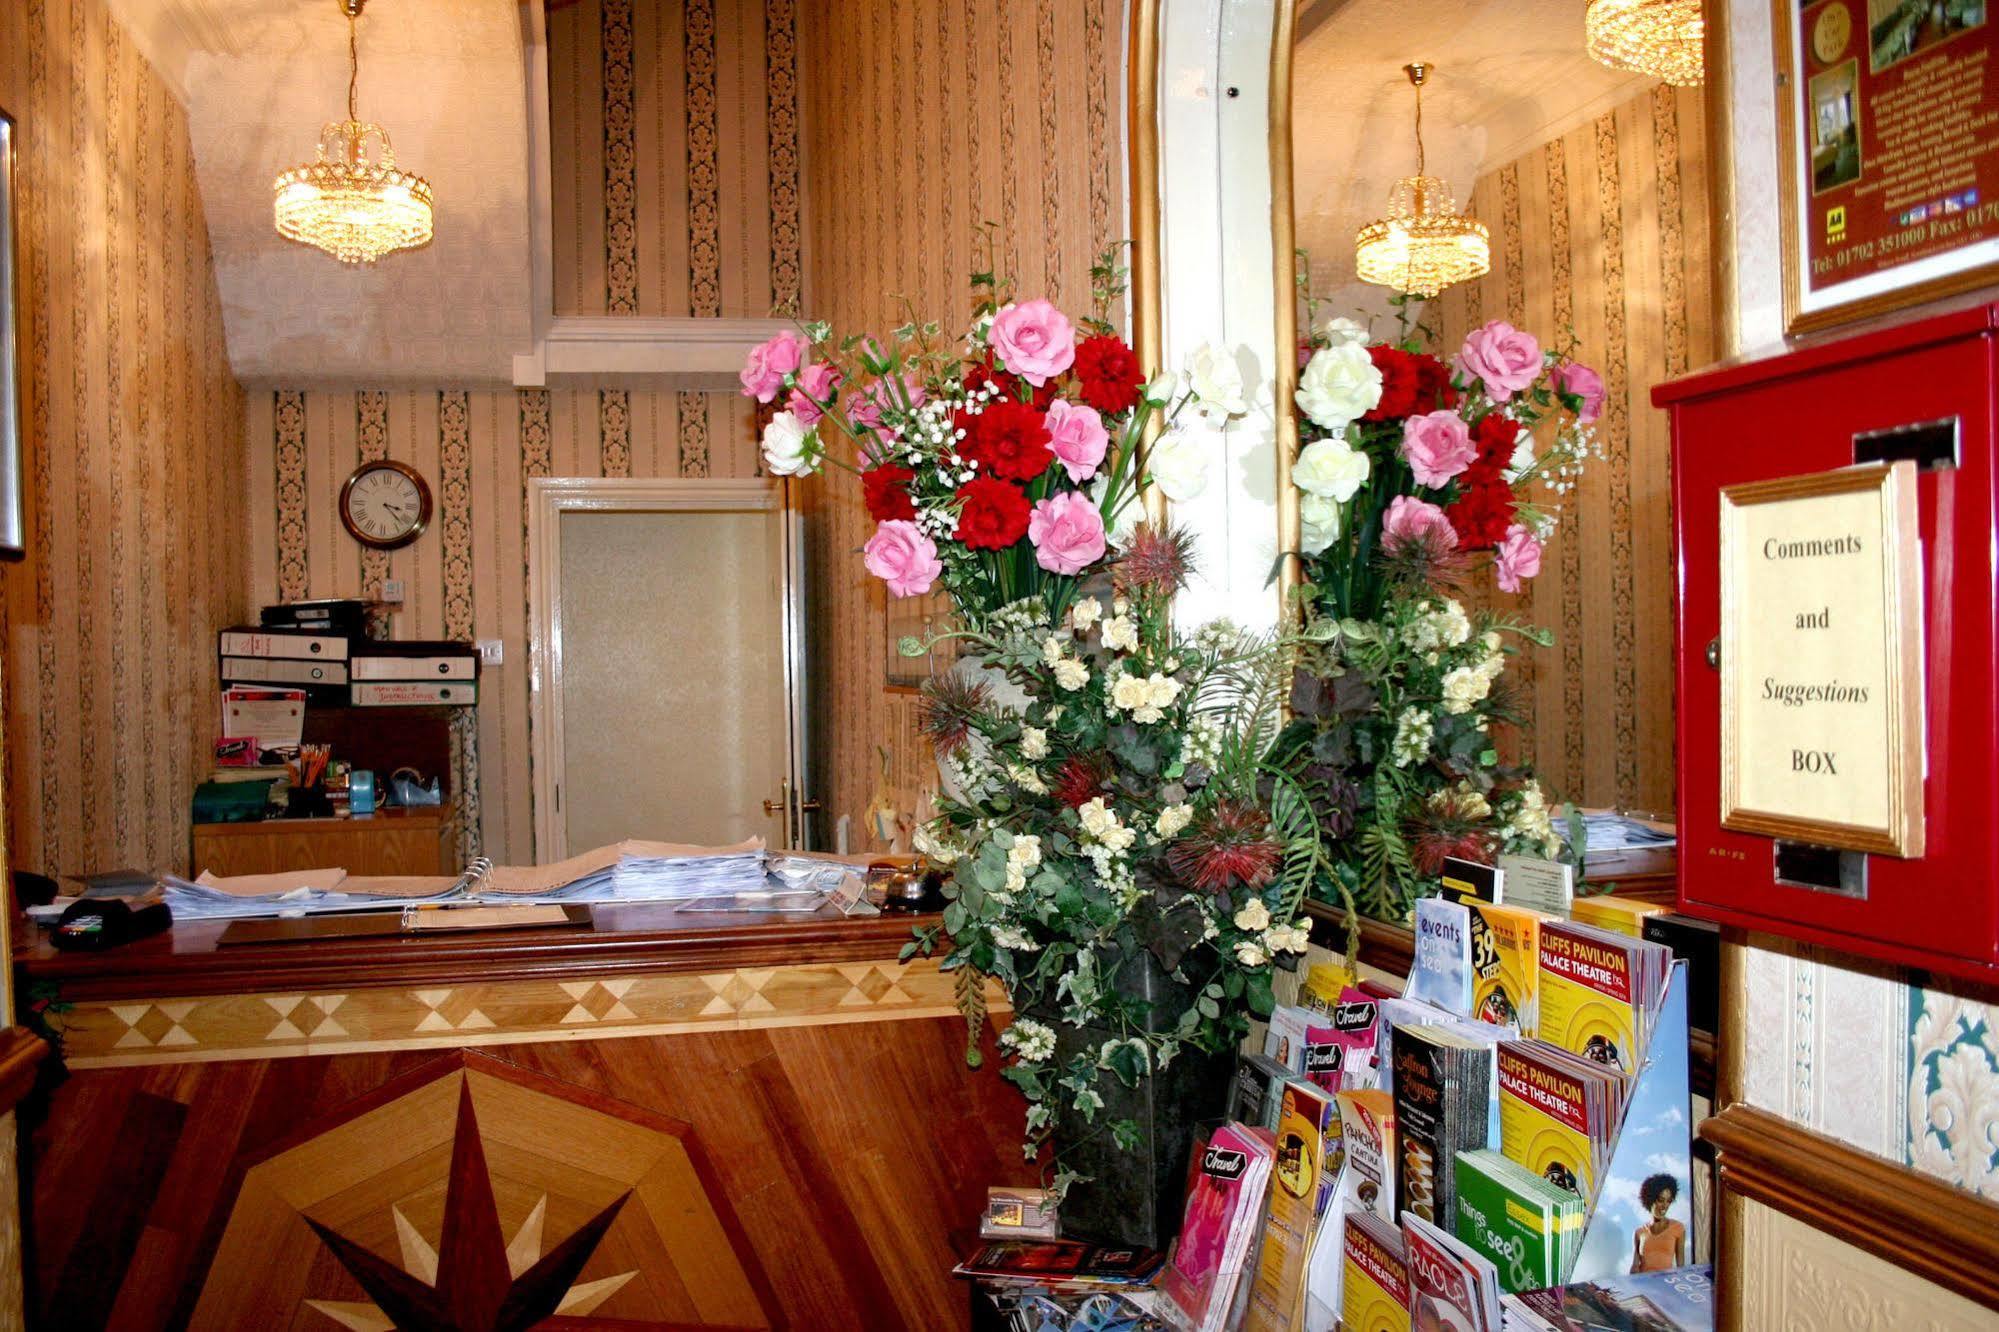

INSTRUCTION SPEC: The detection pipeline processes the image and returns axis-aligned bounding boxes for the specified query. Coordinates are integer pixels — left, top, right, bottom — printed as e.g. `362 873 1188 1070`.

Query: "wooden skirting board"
1703 1102 1999 1316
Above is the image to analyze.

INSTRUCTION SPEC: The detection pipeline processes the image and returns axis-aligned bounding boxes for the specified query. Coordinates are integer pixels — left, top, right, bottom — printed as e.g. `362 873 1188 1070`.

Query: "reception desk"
16 904 1024 1330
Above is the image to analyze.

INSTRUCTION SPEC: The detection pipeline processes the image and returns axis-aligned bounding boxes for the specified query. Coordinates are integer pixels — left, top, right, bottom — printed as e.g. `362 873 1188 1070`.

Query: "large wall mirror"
1268 0 1729 818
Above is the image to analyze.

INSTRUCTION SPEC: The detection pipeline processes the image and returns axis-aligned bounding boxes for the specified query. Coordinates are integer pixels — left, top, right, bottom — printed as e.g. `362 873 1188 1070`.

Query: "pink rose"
1026 490 1107 575
991 299 1077 387
1043 399 1110 482
787 362 843 426
740 329 807 403
1494 523 1542 593
1401 409 1477 488
1553 361 1606 424
1456 320 1542 403
1381 496 1458 554
863 520 944 598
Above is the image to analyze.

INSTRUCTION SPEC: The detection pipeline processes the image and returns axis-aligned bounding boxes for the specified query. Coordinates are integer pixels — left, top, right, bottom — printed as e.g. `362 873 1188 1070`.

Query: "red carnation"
1447 476 1517 550
862 464 917 523
1471 411 1521 471
1413 353 1456 412
955 476 1031 550
964 399 1055 483
1365 345 1421 420
1074 334 1144 415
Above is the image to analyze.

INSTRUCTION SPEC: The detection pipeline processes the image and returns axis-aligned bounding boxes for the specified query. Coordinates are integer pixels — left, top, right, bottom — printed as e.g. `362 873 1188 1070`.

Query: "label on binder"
351 681 477 706
220 656 348 686
351 655 477 680
219 629 351 661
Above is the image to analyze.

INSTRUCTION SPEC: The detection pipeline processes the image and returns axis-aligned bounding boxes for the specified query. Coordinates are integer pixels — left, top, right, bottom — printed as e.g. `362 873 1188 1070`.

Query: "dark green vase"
1031 949 1233 1250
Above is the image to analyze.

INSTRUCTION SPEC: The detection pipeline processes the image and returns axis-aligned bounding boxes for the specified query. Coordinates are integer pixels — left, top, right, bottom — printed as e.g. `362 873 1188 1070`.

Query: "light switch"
381 578 406 603
477 639 504 667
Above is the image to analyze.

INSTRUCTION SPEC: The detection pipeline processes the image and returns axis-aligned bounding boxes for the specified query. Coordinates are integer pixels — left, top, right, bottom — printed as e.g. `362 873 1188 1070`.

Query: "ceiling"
1292 0 1649 314
107 0 533 385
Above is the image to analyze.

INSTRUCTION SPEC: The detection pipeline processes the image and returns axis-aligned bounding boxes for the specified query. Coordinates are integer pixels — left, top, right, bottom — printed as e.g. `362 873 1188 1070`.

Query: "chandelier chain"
347 9 359 123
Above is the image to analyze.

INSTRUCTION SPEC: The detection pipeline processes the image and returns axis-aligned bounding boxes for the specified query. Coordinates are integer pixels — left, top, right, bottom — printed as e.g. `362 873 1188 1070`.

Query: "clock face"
340 461 431 549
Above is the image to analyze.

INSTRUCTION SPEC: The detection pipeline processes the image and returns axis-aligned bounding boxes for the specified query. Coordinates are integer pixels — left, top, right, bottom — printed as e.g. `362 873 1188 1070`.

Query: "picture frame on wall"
1774 0 1999 335
0 108 23 559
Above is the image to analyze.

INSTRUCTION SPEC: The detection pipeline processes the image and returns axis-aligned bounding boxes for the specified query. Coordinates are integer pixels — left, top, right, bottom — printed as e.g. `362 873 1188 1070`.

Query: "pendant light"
272 0 435 264
1353 63 1490 300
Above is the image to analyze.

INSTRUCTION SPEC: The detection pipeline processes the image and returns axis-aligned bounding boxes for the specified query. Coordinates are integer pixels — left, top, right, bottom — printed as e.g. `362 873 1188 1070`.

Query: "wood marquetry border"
51 956 1010 1069
1703 1102 1999 1315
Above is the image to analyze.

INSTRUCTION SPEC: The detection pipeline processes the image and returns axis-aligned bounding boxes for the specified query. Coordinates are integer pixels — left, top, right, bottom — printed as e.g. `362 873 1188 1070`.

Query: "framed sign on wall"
1775 0 1999 334
1717 461 1924 856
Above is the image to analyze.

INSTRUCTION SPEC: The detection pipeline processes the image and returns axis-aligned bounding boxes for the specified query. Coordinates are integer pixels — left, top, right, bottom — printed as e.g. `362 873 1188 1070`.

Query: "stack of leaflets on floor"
1389 1025 1494 1227
1162 1123 1276 1332
1453 1150 1586 1294
952 1239 1165 1289
1536 921 1673 1076
1496 1039 1627 1204
1402 1212 1502 1332
1405 897 1474 1015
1341 1212 1411 1332
1501 1263 1714 1332
1466 900 1548 1034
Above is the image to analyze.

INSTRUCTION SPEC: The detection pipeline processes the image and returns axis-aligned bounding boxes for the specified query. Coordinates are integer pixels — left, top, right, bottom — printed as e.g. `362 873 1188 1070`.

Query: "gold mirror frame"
1262 0 1740 617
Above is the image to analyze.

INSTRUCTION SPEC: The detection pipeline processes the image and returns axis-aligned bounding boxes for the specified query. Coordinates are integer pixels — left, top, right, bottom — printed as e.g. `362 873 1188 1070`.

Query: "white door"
528 478 813 860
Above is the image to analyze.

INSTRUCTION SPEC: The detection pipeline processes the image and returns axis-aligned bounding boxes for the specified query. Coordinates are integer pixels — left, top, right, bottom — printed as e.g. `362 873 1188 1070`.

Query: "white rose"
1508 432 1537 481
1144 674 1183 709
1146 429 1208 503
1183 343 1248 421
1320 315 1369 346
1069 597 1102 631
1297 342 1383 433
1293 436 1371 502
1078 797 1118 839
1020 726 1048 759
1235 941 1269 967
1042 635 1067 667
1441 664 1494 714
760 410 819 477
1234 898 1272 932
1102 615 1139 653
1144 370 1182 405
1299 492 1341 556
1264 922 1310 954
1111 674 1151 712
1053 658 1089 691
1155 803 1194 838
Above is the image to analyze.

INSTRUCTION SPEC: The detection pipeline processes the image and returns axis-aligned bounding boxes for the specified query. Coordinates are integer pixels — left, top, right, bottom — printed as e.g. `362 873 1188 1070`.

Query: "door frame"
526 476 808 862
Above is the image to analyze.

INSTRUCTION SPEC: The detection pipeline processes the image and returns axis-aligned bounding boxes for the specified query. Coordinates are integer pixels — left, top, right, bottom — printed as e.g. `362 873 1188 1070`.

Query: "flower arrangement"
744 249 1243 626
743 257 1324 1176
1275 297 1602 922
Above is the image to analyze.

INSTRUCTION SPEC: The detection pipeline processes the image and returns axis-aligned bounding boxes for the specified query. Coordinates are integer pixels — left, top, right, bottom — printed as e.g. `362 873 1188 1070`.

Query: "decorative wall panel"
799 0 1128 844
548 0 793 319
1432 83 1710 817
1734 1195 1993 1329
0 0 248 879
244 390 759 867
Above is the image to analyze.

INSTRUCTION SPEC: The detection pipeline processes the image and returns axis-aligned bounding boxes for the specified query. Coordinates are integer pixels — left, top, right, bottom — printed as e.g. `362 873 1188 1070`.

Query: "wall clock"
339 459 432 549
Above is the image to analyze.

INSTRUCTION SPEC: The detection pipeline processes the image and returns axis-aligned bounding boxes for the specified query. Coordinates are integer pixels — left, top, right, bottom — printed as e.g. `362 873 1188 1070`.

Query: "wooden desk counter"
16 905 1027 1330
191 803 458 878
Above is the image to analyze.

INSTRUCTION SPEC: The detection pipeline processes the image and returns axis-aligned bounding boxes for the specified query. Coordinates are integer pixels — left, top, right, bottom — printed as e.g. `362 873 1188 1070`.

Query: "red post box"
1656 303 1999 983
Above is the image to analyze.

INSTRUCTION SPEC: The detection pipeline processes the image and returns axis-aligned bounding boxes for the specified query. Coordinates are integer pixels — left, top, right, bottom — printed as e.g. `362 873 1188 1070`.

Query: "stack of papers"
611 840 768 899
163 869 465 920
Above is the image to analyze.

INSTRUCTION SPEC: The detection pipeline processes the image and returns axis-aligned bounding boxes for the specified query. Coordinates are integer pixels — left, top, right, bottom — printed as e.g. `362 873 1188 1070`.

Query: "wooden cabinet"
191 804 457 877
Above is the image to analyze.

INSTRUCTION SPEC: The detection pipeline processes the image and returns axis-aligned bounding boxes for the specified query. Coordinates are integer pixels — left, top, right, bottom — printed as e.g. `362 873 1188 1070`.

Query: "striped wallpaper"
245 389 762 868
1430 82 1712 817
798 0 1130 848
0 0 248 879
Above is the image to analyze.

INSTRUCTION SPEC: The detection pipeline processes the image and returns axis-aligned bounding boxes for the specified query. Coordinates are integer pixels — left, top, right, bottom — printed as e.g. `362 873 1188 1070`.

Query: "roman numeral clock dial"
340 460 433 550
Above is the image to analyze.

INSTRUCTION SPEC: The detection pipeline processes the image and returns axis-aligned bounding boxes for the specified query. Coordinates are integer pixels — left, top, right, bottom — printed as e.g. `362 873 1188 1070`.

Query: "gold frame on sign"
1773 0 1999 335
1716 461 1924 857
1128 0 1167 529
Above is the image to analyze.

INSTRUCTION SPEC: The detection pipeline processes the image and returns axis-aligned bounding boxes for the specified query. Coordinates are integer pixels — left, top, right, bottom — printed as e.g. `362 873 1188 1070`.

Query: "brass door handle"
763 798 823 814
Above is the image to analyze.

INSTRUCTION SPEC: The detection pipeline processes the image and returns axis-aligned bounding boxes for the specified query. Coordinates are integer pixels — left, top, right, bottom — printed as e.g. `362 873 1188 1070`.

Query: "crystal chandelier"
273 0 434 264
1353 63 1490 300
1585 0 1705 87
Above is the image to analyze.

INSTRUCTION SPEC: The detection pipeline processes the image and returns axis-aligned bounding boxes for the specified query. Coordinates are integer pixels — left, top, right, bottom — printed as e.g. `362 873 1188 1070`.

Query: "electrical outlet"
381 579 406 604
477 639 504 667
